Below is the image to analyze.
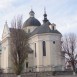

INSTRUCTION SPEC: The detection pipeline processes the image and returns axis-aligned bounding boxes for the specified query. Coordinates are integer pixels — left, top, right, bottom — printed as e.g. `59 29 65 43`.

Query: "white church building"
0 9 65 73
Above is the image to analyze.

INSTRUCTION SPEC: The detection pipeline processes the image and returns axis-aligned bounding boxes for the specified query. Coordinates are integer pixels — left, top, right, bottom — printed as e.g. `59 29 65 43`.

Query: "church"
0 9 65 73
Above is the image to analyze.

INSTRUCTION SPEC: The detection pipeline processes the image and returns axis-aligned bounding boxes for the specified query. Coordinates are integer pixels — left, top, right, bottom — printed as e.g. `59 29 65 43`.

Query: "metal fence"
0 71 76 77
23 65 64 72
0 73 17 77
0 65 64 73
1 66 76 77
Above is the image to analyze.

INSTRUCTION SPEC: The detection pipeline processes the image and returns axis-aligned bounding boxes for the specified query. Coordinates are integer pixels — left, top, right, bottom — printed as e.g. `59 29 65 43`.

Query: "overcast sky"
0 0 77 40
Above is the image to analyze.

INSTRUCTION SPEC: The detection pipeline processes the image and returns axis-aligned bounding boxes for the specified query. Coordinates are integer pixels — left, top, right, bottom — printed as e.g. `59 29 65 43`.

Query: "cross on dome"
29 9 35 17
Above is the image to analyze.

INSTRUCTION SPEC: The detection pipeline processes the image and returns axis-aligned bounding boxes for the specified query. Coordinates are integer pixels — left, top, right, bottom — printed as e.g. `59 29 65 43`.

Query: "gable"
2 23 10 40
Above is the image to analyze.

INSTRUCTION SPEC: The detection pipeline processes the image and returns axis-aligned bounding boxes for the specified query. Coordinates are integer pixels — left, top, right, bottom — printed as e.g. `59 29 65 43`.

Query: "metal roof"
23 17 41 27
30 21 61 36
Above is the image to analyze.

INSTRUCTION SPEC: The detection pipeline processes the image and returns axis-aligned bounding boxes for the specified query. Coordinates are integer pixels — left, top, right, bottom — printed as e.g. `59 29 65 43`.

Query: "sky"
0 0 77 40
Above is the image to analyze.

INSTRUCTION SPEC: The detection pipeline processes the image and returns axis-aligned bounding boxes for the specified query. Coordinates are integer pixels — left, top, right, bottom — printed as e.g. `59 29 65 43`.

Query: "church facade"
0 9 65 73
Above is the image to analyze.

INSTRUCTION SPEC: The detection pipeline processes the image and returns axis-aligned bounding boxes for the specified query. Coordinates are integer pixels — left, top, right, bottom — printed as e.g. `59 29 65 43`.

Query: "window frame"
42 41 46 56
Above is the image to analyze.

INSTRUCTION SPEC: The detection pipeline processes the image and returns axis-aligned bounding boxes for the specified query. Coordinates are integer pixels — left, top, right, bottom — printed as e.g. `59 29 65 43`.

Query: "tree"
10 16 32 76
62 33 77 75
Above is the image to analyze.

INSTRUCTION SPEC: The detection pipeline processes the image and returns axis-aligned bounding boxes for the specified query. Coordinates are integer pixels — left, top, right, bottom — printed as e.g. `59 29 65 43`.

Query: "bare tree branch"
62 33 77 73
10 16 32 75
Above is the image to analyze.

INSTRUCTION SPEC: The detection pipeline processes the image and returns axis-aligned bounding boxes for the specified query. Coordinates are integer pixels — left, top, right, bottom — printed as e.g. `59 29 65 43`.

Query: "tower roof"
23 9 41 28
29 9 35 17
30 21 61 36
43 8 48 24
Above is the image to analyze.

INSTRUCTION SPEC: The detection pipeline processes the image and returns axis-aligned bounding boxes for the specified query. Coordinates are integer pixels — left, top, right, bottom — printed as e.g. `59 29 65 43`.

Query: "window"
35 43 36 57
26 62 28 68
52 26 54 30
53 41 55 44
28 29 30 33
42 41 46 56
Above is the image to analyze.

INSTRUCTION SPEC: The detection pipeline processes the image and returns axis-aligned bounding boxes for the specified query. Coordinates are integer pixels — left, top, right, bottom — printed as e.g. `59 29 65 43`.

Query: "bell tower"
43 8 48 24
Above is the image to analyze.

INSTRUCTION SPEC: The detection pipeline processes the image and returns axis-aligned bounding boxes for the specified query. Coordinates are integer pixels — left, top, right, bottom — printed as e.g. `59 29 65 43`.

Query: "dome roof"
23 17 41 27
23 10 41 27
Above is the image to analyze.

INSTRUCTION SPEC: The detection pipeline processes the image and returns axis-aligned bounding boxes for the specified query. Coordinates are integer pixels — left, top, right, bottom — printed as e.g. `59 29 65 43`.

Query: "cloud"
54 10 77 35
0 0 12 9
0 0 77 40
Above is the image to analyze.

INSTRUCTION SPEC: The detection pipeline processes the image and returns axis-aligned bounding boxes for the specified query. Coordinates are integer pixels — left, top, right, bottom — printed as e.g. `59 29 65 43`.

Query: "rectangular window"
26 62 28 68
42 41 46 56
35 43 36 57
52 26 54 30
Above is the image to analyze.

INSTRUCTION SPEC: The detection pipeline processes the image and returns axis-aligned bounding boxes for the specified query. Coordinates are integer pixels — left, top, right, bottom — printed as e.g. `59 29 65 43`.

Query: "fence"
0 65 76 77
0 65 64 73
0 73 17 77
0 71 76 77
23 65 64 72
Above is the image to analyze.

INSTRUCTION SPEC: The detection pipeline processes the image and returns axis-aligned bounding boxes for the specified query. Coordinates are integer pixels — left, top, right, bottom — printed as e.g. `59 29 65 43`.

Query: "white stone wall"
1 24 11 73
1 23 65 72
1 37 10 72
28 54 34 67
0 53 1 68
0 41 1 68
29 33 64 71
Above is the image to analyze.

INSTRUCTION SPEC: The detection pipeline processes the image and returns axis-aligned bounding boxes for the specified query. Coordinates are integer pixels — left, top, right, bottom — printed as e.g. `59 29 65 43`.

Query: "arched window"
35 43 36 57
42 41 46 56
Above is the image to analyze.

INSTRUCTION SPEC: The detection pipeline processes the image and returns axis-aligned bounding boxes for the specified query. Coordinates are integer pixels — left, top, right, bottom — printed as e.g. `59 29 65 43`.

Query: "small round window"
53 41 55 44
